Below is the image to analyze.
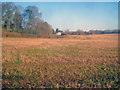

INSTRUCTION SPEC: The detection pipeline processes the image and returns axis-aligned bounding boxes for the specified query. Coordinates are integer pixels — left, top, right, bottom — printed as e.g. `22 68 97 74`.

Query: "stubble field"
2 34 119 88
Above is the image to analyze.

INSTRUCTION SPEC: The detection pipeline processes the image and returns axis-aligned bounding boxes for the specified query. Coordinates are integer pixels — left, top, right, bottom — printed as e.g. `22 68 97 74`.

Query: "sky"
13 2 118 31
1 0 120 2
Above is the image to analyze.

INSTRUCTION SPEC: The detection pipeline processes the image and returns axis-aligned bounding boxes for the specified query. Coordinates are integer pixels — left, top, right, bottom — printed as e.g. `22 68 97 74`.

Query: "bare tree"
2 2 15 31
23 6 42 30
13 6 23 32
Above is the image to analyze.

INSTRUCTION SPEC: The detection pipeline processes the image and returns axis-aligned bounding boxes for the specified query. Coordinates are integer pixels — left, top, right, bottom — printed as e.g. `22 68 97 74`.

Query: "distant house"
56 32 62 35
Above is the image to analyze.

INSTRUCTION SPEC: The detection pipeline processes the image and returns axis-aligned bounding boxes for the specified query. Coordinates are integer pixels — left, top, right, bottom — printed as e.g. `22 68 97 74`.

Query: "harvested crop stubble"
2 34 119 88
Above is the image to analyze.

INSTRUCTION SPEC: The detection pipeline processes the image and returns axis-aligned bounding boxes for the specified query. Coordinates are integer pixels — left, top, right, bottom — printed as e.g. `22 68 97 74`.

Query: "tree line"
54 28 119 35
2 2 53 38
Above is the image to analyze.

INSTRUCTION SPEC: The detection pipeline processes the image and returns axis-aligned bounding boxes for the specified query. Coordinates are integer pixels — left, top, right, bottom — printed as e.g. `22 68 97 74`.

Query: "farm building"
56 32 62 35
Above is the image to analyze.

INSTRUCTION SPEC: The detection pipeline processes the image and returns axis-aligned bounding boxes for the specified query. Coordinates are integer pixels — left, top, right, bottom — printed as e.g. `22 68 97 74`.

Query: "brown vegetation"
2 34 119 88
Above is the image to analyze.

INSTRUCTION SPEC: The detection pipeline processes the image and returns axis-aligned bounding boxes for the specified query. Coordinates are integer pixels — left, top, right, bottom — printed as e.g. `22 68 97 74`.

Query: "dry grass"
2 34 119 88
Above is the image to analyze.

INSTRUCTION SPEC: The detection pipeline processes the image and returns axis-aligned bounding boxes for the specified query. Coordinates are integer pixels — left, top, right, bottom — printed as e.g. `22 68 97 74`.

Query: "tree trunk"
7 18 10 31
